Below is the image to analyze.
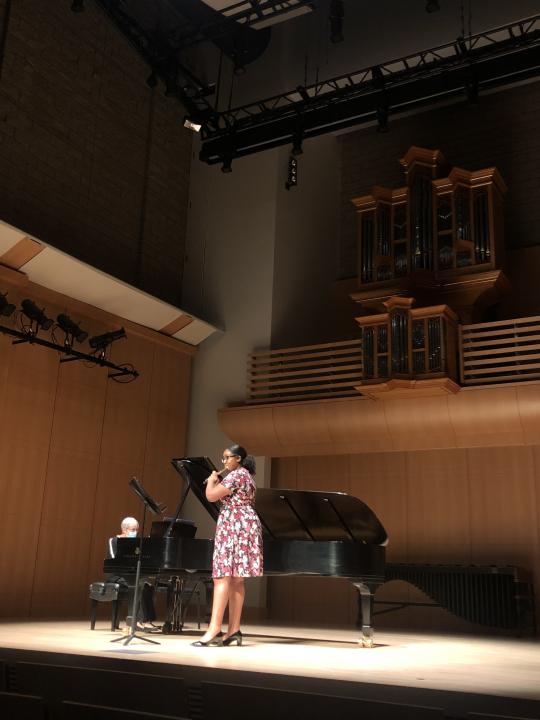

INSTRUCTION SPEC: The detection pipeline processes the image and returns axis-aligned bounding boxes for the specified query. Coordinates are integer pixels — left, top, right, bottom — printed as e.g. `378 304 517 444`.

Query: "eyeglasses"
221 454 238 462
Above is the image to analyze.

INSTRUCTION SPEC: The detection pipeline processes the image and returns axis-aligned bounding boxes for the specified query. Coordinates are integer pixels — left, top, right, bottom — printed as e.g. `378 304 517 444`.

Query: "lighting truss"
0 323 138 380
199 15 540 164
221 0 316 27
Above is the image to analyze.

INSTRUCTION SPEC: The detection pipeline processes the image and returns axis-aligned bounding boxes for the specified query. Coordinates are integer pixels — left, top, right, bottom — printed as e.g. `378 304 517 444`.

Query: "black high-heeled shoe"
222 630 242 646
191 632 223 647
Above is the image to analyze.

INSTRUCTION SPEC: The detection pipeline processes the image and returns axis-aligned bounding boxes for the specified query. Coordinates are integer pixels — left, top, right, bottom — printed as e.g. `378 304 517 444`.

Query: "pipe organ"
351 147 507 396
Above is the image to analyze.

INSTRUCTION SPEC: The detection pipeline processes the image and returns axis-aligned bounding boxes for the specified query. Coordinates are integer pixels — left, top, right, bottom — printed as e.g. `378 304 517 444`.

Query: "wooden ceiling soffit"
0 236 44 269
159 314 194 336
218 382 540 457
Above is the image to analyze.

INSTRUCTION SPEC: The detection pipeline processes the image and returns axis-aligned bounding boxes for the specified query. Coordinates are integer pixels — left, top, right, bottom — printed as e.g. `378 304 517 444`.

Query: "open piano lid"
171 457 387 545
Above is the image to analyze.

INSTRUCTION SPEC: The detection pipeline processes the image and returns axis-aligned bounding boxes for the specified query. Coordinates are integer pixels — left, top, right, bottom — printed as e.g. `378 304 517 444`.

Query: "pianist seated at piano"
107 516 159 631
192 445 263 647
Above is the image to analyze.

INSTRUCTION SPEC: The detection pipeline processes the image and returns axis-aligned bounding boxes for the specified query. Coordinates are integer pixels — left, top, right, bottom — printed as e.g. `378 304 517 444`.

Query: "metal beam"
199 15 540 165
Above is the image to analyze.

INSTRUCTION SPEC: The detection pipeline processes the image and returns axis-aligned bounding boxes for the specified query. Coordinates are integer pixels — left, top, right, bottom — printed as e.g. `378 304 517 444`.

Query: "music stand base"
111 631 160 646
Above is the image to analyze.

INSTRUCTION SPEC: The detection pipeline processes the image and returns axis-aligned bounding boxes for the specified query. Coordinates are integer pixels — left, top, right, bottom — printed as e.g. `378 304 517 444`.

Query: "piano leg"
352 581 377 647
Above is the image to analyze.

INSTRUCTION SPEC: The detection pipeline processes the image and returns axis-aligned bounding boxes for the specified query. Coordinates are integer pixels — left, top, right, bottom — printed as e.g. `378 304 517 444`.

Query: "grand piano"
104 457 388 646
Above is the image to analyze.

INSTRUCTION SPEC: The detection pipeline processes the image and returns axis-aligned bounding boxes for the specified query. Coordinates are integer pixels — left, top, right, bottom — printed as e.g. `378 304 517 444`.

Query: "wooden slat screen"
248 339 362 404
460 315 540 385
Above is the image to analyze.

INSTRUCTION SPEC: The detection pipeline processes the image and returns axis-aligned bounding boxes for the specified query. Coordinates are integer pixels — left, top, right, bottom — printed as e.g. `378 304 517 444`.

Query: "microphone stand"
111 478 164 646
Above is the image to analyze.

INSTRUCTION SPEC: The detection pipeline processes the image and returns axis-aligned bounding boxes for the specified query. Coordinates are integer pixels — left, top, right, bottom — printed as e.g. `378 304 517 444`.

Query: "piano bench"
89 581 129 631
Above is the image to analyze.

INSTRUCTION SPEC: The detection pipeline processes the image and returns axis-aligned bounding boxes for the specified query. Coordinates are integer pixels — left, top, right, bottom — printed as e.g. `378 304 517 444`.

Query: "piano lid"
171 457 387 545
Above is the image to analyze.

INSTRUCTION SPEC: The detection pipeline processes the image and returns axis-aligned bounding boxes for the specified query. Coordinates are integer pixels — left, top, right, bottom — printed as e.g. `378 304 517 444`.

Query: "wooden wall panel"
0 444 50 616
271 457 297 489
0 273 193 619
406 449 470 563
466 446 538 567
30 450 101 616
0 338 58 617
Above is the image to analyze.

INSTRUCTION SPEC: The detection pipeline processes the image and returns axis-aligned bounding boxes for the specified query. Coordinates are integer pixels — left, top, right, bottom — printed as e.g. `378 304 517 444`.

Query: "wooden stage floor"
0 619 539 718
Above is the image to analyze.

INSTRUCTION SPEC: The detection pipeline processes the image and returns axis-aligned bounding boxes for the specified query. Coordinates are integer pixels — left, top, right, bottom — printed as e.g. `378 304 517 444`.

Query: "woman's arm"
205 471 232 502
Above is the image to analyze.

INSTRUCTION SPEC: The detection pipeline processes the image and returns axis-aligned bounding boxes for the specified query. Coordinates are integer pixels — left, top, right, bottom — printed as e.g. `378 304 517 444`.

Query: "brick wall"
339 81 540 279
0 0 191 305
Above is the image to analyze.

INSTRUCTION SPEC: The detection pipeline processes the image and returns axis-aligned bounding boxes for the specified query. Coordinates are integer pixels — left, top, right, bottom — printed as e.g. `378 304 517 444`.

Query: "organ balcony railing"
245 311 540 404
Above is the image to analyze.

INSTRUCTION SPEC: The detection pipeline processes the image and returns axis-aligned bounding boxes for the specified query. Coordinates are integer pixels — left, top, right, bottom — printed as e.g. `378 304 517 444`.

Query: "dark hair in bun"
227 444 256 475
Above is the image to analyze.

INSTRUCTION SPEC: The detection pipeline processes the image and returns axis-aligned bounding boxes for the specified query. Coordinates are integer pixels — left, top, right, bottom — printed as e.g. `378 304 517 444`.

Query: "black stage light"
71 0 85 12
465 78 479 104
57 313 88 343
21 299 53 330
221 155 233 174
89 327 126 350
329 0 344 43
371 66 385 88
285 154 298 191
0 293 16 317
292 132 303 157
425 0 440 12
456 35 469 55
376 105 389 133
296 85 310 102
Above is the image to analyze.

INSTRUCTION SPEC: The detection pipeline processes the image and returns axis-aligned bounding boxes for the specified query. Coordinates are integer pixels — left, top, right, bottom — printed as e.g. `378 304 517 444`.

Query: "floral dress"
212 466 263 578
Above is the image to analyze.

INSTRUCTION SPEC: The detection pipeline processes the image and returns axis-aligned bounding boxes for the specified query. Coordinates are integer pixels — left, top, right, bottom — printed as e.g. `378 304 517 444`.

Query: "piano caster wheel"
360 636 374 648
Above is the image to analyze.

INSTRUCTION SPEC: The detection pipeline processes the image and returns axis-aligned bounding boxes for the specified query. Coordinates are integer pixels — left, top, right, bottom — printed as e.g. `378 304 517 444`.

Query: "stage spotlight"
425 0 440 12
292 132 303 157
376 105 389 133
71 0 85 12
285 154 298 191
221 155 233 174
183 116 202 132
57 314 88 343
456 35 469 55
371 66 385 88
146 71 158 88
21 299 53 330
329 0 344 43
0 293 16 317
296 85 310 102
465 78 479 104
89 327 126 351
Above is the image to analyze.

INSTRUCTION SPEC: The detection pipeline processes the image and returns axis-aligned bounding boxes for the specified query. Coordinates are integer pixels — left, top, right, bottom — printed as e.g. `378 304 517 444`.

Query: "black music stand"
111 477 165 646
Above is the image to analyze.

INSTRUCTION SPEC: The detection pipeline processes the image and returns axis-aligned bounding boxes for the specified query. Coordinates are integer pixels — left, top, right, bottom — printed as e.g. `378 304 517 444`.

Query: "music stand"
111 477 165 646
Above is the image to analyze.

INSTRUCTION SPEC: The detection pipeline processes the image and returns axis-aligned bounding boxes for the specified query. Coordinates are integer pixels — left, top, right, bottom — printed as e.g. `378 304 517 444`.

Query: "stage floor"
0 619 539 704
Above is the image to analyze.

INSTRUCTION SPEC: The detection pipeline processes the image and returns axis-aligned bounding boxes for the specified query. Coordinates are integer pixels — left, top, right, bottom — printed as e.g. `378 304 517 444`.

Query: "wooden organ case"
351 146 508 397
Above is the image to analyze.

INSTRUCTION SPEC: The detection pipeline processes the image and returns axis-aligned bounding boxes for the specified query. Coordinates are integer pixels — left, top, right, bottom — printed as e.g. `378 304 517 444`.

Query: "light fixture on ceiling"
425 0 440 12
221 155 233 174
71 0 85 12
285 154 298 191
376 105 389 133
184 116 203 132
56 313 88 344
292 130 303 157
296 85 310 102
329 0 344 43
0 293 15 317
89 327 126 352
21 299 54 331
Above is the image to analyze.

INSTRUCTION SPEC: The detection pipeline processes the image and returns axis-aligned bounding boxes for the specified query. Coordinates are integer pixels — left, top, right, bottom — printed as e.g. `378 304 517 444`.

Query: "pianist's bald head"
120 517 139 535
